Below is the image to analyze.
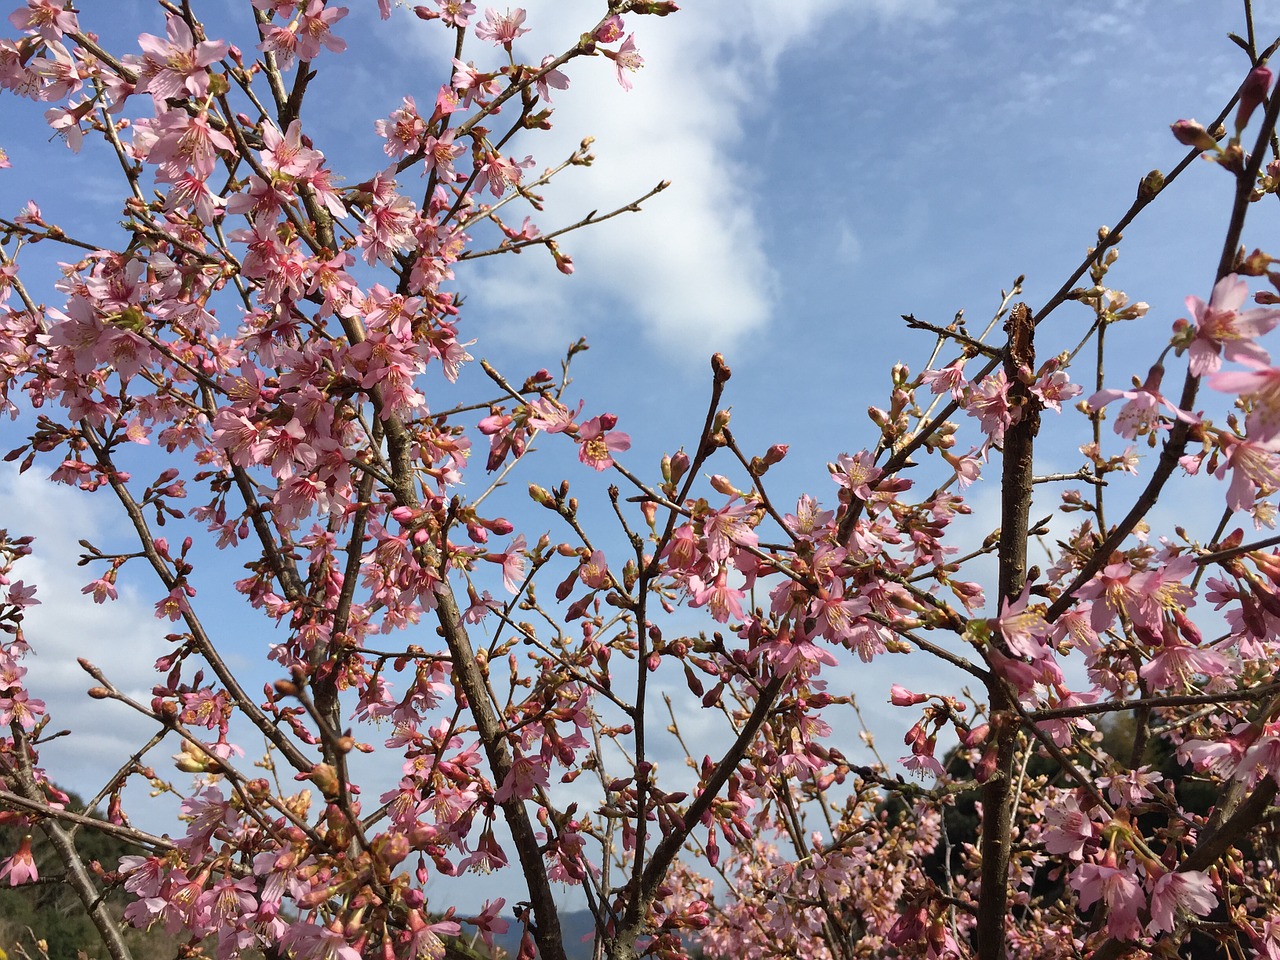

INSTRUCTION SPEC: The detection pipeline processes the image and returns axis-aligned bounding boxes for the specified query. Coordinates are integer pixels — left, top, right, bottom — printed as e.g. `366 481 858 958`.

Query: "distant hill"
488 909 599 960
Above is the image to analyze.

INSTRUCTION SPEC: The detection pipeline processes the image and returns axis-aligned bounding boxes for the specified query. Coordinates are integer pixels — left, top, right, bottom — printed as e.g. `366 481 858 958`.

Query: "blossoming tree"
3 2 1280 959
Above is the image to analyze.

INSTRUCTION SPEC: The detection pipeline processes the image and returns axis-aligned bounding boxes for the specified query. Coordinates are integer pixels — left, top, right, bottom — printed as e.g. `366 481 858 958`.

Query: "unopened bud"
1236 65 1273 133
274 679 299 698
1137 169 1164 202
890 684 928 707
669 450 690 485
486 517 514 535
709 474 736 496
711 352 731 382
306 763 341 799
641 499 657 528
1171 119 1218 152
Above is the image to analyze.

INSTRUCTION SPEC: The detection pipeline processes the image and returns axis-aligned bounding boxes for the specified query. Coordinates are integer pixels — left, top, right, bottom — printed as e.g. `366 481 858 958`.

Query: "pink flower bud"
709 474 736 495
1170 119 1218 152
890 684 927 706
1236 65 1273 132
670 450 690 484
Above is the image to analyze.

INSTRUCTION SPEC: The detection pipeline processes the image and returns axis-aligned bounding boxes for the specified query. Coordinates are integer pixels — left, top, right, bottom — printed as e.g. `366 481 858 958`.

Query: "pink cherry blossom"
8 0 78 41
1210 357 1280 442
132 15 229 104
576 414 630 470
0 836 37 886
921 358 967 398
435 0 477 27
473 7 529 47
1088 363 1199 441
601 33 644 91
1069 854 1144 942
1149 870 1217 933
1181 274 1280 376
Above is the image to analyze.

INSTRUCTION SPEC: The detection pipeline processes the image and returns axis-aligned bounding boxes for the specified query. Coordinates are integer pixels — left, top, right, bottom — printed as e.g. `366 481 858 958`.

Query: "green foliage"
0 794 177 960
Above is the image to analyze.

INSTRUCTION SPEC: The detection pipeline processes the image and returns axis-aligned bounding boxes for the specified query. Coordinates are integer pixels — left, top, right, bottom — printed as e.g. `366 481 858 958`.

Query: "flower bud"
1137 168 1164 202
641 499 657 528
1171 119 1217 152
1236 65 1273 133
670 450 690 485
890 684 928 707
709 474 736 496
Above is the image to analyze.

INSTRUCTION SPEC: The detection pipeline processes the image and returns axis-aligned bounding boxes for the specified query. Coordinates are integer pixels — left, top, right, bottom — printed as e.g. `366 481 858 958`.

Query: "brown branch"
976 303 1039 960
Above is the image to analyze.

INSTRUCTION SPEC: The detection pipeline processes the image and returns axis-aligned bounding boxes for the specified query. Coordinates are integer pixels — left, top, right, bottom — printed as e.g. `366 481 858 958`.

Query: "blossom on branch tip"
474 7 529 48
435 1 478 28
132 15 229 105
8 0 78 41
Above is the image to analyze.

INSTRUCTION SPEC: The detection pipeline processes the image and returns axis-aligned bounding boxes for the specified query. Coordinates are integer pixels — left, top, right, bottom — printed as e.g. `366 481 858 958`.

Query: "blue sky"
1 0 1275 908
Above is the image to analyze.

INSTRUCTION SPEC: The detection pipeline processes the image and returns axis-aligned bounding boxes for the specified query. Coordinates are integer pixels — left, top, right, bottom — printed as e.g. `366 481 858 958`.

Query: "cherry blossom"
576 414 630 470
1177 273 1280 376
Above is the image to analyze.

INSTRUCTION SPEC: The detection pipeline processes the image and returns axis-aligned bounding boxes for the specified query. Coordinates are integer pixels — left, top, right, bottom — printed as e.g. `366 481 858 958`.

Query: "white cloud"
447 0 951 360
0 467 171 803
